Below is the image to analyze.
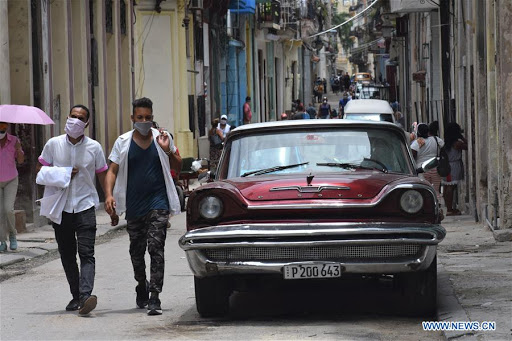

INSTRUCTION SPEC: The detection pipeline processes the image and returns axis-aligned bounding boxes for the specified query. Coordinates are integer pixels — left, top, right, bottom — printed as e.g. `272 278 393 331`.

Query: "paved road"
1 212 445 341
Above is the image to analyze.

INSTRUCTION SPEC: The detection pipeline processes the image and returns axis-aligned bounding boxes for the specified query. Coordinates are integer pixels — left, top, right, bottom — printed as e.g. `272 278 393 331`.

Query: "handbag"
434 137 451 177
209 133 223 149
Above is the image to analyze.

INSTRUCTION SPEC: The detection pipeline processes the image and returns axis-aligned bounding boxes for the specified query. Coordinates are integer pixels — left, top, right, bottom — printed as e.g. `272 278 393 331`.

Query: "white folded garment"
36 166 73 188
36 166 73 224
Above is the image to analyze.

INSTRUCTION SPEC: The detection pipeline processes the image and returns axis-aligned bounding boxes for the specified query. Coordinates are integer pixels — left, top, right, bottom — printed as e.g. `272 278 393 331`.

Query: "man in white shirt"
104 97 181 316
217 114 231 138
38 105 114 315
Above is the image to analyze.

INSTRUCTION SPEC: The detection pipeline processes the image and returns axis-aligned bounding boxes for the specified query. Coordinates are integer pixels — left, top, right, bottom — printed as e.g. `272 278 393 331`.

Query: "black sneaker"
147 296 162 315
78 295 97 315
136 280 149 309
65 298 80 311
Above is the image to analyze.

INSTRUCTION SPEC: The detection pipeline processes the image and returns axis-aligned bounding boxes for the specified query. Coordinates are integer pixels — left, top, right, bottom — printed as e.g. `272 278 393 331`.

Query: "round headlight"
400 190 424 214
199 196 223 219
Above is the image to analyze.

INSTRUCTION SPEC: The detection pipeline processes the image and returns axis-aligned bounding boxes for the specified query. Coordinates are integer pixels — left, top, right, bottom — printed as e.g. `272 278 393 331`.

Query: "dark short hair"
246 96 251 101
70 105 90 121
417 123 429 138
428 121 439 136
132 97 153 114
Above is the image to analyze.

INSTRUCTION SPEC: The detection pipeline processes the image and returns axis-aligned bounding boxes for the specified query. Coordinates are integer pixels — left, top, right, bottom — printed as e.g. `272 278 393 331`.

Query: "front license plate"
283 263 341 280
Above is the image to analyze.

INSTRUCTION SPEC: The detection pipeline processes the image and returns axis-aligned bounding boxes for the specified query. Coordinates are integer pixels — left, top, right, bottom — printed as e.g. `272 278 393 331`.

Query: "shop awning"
229 0 256 14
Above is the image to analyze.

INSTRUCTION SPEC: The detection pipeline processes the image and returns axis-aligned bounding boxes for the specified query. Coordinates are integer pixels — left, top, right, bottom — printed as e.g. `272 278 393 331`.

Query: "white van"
343 99 395 123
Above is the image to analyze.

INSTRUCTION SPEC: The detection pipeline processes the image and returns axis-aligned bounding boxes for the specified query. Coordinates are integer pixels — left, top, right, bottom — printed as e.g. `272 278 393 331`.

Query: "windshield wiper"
316 162 387 173
241 162 309 177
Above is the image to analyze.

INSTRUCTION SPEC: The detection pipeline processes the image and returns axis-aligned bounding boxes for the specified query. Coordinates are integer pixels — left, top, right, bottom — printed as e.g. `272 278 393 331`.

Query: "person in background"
442 122 468 216
243 96 252 125
37 105 112 315
306 103 317 119
338 92 351 118
209 118 224 171
292 105 310 120
411 123 445 203
330 108 339 119
0 122 24 252
429 121 439 137
318 97 331 119
342 72 351 91
280 113 288 120
104 97 182 316
217 114 231 139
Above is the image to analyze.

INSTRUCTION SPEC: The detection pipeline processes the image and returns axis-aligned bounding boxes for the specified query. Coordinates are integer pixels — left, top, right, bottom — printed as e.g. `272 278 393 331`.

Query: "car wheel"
194 276 231 317
175 185 185 212
398 256 437 317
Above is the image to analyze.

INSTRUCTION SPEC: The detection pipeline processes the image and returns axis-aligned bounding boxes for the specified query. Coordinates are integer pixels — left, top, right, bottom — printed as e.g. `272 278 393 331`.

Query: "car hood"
223 173 411 201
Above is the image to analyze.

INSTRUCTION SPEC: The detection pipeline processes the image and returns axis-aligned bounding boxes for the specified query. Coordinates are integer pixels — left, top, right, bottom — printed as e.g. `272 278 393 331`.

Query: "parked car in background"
179 120 445 317
343 99 395 123
354 72 372 84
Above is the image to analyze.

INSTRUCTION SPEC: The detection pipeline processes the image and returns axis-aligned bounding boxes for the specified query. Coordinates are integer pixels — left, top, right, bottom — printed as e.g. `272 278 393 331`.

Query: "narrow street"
1 211 445 341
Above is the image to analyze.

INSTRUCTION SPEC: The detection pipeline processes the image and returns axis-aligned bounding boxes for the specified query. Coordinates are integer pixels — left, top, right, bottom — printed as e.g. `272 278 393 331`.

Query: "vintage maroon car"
179 120 445 317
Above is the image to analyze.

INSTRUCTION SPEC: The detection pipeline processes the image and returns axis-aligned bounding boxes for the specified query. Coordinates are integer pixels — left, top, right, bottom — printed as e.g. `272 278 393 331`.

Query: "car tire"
398 256 437 317
175 185 185 212
194 276 231 317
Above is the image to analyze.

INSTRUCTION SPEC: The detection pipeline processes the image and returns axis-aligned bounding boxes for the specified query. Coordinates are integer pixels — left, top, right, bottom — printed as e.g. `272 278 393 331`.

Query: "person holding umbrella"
0 122 24 252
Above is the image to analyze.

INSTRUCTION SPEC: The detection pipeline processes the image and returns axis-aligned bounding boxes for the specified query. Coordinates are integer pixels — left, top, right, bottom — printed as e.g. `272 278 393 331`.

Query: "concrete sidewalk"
0 210 126 272
437 214 512 340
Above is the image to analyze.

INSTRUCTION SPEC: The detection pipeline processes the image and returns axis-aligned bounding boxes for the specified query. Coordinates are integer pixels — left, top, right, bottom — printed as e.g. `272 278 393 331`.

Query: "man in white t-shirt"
38 105 114 315
217 114 231 138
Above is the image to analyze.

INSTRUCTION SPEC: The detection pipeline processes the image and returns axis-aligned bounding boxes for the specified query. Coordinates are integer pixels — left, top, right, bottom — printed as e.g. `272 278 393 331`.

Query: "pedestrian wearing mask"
318 97 331 119
217 114 231 138
104 97 182 316
37 105 114 315
0 122 24 252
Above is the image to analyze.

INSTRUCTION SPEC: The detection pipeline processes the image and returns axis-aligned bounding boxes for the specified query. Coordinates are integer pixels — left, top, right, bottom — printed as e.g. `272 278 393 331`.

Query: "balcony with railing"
257 1 281 30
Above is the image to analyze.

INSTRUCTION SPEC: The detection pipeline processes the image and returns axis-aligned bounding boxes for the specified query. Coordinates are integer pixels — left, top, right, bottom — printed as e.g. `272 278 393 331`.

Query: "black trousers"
126 209 169 293
53 207 96 300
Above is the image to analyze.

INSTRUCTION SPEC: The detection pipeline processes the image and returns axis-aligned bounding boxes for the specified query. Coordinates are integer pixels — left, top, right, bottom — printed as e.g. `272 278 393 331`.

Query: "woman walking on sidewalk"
0 122 24 252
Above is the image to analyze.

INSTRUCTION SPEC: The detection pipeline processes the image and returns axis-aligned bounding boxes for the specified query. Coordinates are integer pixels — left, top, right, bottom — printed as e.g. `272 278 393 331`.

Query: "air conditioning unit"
189 0 203 10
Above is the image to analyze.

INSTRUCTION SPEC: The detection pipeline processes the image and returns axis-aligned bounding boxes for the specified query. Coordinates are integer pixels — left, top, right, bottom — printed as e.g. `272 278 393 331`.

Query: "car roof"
343 99 394 114
228 119 403 138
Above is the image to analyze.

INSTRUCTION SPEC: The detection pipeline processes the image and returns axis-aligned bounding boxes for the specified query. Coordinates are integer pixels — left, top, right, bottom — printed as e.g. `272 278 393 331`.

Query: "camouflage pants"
126 209 169 293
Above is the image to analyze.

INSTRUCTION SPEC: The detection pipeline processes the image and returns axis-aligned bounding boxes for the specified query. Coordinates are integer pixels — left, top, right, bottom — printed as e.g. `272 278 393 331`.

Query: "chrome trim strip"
269 185 351 193
179 223 446 249
248 183 438 210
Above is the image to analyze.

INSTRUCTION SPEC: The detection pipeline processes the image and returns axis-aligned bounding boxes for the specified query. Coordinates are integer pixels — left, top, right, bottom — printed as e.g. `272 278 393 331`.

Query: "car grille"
204 244 422 262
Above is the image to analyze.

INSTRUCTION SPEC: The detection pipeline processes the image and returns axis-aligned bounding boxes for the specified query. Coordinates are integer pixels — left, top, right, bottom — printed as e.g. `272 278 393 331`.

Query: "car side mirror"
198 171 210 183
198 170 216 183
416 157 438 173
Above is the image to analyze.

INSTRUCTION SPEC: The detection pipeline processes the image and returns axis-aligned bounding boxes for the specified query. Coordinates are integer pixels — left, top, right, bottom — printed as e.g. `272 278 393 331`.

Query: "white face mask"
220 119 227 125
65 118 87 139
0 131 6 139
134 121 153 136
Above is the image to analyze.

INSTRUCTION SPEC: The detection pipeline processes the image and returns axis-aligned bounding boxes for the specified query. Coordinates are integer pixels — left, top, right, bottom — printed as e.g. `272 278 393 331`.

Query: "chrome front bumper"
178 222 446 278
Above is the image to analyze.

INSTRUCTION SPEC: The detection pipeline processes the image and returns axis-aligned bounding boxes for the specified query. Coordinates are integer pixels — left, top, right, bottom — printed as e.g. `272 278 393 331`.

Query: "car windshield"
224 128 412 178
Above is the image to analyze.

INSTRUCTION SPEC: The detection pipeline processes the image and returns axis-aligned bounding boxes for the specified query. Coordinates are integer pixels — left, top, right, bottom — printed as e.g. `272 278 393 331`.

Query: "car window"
345 113 393 122
224 128 412 178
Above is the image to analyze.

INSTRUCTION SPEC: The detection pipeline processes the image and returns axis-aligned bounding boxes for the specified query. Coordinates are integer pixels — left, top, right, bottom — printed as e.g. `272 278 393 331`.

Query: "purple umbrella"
0 104 54 125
